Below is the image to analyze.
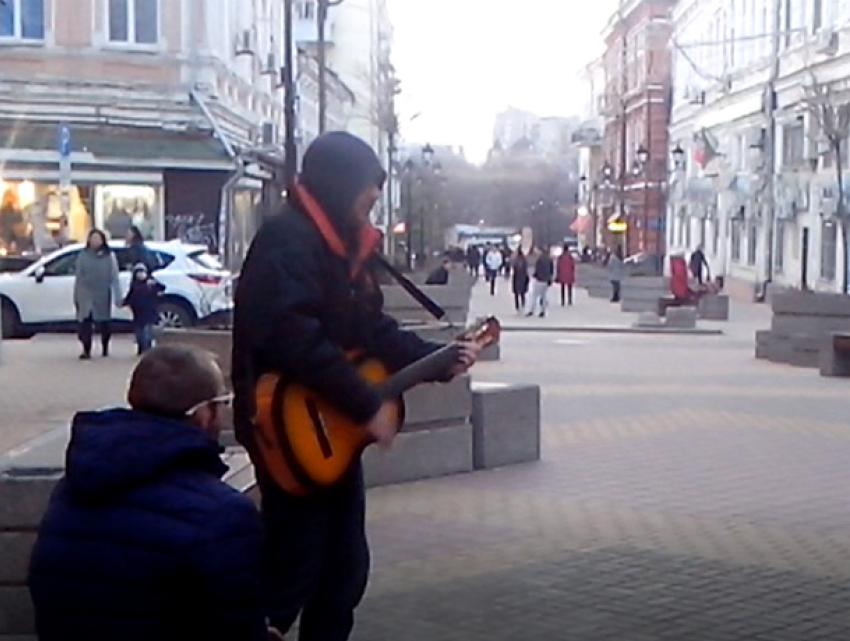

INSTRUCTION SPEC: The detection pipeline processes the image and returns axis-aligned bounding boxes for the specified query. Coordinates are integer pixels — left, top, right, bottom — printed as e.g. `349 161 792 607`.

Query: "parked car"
0 240 233 338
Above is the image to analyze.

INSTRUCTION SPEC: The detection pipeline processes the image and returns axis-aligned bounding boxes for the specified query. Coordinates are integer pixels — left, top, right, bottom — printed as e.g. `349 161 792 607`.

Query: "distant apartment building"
0 0 287 265
293 0 395 227
491 108 580 171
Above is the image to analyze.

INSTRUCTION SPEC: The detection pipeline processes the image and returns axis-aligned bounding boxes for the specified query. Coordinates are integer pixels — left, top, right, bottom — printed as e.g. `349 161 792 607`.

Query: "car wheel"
157 301 194 329
1 298 27 339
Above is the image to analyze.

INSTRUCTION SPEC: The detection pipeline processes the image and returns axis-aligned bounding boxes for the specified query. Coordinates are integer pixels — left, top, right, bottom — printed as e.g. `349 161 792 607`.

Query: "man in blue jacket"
28 345 271 641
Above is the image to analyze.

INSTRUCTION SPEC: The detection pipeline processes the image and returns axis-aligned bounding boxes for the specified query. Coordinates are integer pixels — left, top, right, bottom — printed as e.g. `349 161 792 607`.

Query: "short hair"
127 345 224 418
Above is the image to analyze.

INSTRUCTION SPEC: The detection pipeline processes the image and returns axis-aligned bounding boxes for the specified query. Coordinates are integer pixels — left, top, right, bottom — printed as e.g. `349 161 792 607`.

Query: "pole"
386 132 395 258
618 11 628 257
316 0 343 134
283 0 297 186
763 0 782 293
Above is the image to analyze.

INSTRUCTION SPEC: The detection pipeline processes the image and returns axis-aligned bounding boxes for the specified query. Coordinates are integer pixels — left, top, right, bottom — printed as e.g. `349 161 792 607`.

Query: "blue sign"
58 124 71 157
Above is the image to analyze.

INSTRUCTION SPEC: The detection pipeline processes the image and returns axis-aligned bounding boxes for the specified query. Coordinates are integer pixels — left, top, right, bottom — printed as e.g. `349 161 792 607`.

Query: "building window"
782 122 805 168
0 0 45 40
775 220 785 272
821 220 837 281
109 0 158 45
731 220 742 261
747 222 758 265
813 0 823 32
296 0 316 20
95 185 160 240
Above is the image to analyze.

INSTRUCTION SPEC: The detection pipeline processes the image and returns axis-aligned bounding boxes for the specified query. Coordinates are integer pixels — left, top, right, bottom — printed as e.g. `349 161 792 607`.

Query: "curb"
498 325 724 336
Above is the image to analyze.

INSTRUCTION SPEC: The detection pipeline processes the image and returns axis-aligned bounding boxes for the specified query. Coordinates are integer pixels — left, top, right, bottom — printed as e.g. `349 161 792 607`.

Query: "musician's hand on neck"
448 341 482 378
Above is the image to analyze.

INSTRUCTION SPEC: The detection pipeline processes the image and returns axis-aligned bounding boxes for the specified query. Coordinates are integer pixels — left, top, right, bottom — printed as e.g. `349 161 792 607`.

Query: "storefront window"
95 185 160 240
0 180 93 255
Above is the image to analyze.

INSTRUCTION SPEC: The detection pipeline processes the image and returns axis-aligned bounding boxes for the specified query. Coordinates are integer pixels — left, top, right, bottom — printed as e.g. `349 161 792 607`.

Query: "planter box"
698 294 730 321
471 383 541 470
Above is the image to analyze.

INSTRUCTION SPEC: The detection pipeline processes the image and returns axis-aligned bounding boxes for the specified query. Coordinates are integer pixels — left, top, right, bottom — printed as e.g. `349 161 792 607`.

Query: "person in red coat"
556 244 576 306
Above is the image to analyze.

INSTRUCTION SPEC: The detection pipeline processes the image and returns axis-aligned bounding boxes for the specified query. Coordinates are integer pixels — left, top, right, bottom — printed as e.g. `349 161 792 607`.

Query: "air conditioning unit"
261 53 277 75
234 29 256 57
261 121 278 146
815 29 839 56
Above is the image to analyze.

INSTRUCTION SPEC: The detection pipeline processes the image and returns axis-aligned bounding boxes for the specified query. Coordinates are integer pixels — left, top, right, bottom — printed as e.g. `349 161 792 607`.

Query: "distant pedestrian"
527 248 554 318
500 245 512 278
689 245 710 285
511 249 530 312
425 258 451 285
556 244 576 306
122 263 165 355
484 245 504 296
74 229 121 359
125 225 157 273
609 245 624 303
466 245 481 277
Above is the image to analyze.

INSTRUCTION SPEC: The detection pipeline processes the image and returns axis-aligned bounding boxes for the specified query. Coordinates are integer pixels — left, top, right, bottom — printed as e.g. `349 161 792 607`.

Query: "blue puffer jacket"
27 409 267 641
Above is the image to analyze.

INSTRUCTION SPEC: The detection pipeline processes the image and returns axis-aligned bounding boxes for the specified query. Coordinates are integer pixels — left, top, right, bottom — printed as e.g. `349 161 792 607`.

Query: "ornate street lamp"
636 144 650 166
671 144 685 170
422 143 435 165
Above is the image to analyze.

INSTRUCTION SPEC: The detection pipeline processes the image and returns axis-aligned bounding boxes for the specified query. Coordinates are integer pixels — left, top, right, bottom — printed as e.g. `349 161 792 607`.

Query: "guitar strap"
372 253 452 325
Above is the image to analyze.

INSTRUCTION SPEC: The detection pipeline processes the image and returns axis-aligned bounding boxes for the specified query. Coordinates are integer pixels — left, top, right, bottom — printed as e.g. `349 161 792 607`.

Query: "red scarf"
293 182 382 279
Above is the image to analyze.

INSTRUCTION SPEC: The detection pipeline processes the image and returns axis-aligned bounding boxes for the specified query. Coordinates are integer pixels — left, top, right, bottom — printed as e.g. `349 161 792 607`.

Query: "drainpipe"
218 160 248 271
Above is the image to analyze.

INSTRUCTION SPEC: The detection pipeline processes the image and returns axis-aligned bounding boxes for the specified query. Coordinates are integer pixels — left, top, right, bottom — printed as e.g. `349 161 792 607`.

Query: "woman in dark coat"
74 229 121 359
511 248 530 312
125 225 157 272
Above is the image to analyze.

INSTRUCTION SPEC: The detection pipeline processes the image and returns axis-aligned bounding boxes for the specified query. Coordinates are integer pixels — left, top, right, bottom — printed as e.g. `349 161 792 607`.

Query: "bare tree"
803 79 850 294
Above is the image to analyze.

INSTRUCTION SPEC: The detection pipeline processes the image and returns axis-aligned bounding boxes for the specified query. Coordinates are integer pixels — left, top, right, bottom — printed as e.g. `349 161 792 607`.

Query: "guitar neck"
376 344 460 399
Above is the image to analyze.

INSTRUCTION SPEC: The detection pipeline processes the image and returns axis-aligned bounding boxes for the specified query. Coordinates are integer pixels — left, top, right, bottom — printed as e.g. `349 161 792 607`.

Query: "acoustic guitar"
253 316 501 495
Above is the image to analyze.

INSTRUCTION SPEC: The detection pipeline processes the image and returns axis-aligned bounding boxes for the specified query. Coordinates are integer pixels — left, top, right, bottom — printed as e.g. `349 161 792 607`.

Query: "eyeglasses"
184 393 234 417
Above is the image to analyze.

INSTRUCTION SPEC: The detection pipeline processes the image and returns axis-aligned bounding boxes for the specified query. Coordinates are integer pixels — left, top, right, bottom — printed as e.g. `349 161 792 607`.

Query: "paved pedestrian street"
3 288 850 639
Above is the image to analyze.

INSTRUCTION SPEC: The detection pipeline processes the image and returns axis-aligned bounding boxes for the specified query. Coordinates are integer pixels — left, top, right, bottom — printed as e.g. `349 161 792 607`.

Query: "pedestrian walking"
527 248 554 317
74 229 121 359
122 263 165 355
484 245 504 296
608 245 624 303
466 245 481 277
689 245 710 285
125 225 157 273
556 244 576 306
511 248 530 312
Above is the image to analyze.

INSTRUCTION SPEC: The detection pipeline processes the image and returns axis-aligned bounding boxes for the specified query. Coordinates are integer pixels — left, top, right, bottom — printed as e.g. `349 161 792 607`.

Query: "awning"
0 123 232 171
570 215 593 233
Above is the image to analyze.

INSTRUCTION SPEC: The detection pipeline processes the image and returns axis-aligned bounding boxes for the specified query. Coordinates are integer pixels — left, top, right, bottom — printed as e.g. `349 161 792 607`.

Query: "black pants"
611 280 621 303
486 269 498 295
78 316 111 356
513 292 526 310
262 467 370 641
560 283 574 306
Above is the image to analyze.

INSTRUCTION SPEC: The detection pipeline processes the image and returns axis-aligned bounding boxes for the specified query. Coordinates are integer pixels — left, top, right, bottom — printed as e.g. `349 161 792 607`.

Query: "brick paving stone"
7 289 850 640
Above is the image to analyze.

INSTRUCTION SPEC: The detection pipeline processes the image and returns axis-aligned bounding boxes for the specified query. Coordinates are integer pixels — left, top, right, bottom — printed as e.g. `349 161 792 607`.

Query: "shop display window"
95 185 159 241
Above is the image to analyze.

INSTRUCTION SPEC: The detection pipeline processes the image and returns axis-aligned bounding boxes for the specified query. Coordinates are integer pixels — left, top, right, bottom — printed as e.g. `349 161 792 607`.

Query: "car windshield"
189 251 224 271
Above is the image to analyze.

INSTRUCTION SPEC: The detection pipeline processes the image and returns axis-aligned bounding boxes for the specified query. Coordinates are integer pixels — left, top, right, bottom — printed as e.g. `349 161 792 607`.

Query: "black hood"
62 409 227 502
295 131 386 246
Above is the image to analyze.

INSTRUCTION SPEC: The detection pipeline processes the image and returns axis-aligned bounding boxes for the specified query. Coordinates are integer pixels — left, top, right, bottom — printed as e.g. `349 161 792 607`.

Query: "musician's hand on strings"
365 401 399 449
268 627 287 641
449 340 481 378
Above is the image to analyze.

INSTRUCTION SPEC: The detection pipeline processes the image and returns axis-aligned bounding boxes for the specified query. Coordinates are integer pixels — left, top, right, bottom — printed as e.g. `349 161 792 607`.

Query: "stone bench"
819 332 850 377
665 307 698 329
657 295 696 317
471 383 541 470
697 294 730 321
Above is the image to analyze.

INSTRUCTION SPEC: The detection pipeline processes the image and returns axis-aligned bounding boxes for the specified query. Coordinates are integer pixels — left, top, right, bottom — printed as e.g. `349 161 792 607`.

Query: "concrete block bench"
819 332 850 377
471 382 541 470
697 294 730 321
665 307 698 329
657 295 696 317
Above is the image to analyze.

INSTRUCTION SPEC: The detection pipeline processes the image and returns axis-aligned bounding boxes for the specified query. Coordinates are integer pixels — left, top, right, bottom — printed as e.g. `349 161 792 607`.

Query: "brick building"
599 0 676 258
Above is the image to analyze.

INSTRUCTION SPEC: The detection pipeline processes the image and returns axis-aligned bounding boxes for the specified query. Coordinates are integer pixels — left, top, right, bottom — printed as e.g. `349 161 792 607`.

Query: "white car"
0 240 233 338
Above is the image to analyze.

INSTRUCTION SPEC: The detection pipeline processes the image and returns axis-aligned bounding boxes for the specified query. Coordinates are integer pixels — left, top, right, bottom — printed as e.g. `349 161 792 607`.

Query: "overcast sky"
387 0 618 163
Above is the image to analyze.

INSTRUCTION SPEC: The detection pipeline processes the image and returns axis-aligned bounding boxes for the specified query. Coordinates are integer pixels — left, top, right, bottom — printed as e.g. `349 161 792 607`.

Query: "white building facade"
669 0 850 299
293 0 395 228
0 0 286 264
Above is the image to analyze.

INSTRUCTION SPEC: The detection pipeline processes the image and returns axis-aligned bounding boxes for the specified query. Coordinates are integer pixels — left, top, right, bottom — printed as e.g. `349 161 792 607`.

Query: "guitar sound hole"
306 398 334 459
